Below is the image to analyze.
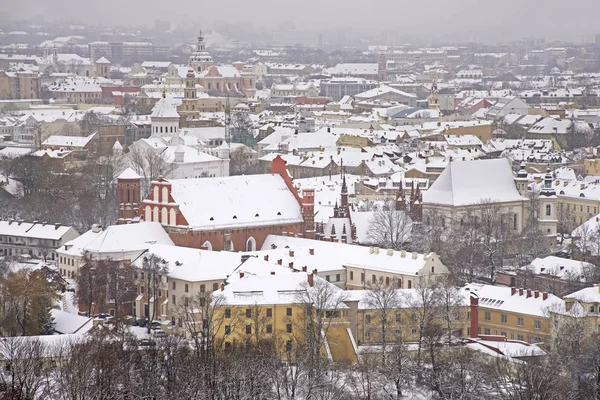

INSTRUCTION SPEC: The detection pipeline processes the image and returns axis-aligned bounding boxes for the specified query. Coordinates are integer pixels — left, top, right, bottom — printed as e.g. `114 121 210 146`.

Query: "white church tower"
150 95 180 138
538 167 558 236
189 29 213 73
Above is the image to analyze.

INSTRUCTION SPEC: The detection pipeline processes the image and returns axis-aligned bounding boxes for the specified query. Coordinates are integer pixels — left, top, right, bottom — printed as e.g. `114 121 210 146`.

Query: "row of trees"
367 196 557 284
4 275 600 399
0 142 179 232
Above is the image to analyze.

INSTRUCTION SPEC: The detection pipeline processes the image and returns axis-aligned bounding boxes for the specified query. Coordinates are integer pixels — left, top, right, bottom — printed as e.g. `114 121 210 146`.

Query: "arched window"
162 187 169 203
153 207 159 222
202 240 212 251
145 206 151 222
153 186 159 202
170 208 176 225
546 204 551 216
246 237 256 252
161 208 168 224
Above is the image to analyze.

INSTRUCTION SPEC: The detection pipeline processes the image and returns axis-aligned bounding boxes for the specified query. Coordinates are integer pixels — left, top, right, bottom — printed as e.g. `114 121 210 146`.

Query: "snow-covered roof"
465 338 546 359
117 167 141 180
150 98 180 119
527 256 590 281
464 283 564 318
95 57 111 64
0 221 76 240
50 309 93 334
422 158 526 207
83 222 173 253
324 63 379 76
564 285 600 304
256 235 437 276
165 174 303 230
355 84 416 100
217 273 348 308
58 222 173 257
42 132 96 148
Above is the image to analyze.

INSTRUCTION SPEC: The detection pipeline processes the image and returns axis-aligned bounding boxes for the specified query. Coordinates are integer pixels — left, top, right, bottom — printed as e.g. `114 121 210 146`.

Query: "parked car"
133 318 148 327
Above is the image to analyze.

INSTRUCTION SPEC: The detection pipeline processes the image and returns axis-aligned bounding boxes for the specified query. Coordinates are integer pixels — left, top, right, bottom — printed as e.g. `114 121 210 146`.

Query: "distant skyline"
6 0 600 44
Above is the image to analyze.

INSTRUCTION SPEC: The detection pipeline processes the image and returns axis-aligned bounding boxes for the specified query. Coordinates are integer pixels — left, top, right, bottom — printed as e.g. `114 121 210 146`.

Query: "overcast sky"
8 0 600 43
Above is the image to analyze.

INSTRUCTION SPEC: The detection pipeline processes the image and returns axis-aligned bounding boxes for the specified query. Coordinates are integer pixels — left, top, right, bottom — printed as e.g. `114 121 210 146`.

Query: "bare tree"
0 336 49 399
128 146 177 198
367 199 412 250
364 277 402 364
140 254 169 333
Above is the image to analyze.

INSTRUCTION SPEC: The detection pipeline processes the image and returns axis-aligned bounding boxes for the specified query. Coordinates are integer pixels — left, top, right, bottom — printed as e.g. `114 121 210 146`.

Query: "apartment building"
0 220 79 261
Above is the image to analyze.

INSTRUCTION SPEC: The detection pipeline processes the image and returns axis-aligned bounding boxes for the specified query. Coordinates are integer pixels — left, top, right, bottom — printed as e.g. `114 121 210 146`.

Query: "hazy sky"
8 0 600 42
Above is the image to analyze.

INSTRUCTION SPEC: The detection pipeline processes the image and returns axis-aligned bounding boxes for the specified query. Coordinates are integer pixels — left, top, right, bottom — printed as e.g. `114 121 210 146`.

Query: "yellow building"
0 70 40 100
554 179 600 231
584 159 600 176
551 285 600 339
466 283 563 344
247 236 449 291
210 273 357 363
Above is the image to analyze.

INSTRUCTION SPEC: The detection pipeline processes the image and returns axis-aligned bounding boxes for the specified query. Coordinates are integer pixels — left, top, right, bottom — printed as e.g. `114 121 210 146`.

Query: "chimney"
307 273 314 287
526 289 532 298
271 271 276 275
511 287 517 296
373 247 379 254
542 292 548 300
312 269 318 275
289 262 294 269
369 247 374 254
220 283 225 291
302 266 307 272
264 255 269 262
412 252 418 259
309 248 314 255
277 259 282 265
387 249 394 256
401 250 406 258
91 224 101 233
519 288 524 296
470 293 479 339
289 250 294 257
534 291 540 298
239 272 245 279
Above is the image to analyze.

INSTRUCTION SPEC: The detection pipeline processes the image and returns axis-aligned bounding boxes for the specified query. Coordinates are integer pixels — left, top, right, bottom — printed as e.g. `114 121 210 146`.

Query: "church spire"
189 27 213 73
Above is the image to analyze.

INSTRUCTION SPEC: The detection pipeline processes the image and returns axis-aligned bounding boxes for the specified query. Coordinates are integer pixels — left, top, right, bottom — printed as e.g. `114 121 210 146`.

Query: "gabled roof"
95 57 111 64
165 174 304 230
117 167 141 180
150 98 180 119
422 158 526 207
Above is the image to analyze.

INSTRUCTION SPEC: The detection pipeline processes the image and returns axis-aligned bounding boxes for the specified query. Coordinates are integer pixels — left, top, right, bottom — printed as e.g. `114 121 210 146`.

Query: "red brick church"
117 156 314 251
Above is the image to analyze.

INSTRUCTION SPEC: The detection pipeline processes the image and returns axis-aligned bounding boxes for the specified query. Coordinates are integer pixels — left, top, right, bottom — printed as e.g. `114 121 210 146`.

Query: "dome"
550 67 561 75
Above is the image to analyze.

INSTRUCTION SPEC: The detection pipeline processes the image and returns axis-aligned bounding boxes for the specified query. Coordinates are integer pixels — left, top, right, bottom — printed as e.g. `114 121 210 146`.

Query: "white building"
0 220 79 261
56 222 173 278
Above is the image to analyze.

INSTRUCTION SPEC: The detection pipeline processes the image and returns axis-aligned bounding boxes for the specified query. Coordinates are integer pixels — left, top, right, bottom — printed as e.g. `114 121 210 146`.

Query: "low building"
0 220 79 261
497 256 593 296
56 222 173 279
466 283 564 343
